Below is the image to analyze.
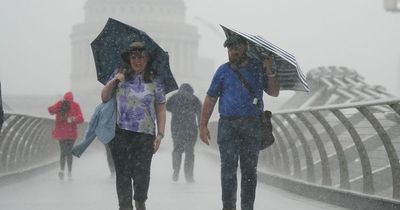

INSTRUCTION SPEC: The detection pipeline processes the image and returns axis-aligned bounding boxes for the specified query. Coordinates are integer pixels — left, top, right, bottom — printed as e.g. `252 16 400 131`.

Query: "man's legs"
239 120 261 210
218 119 240 210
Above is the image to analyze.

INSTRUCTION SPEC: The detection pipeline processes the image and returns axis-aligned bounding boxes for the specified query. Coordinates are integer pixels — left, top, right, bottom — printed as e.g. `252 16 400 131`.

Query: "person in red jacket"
48 91 84 180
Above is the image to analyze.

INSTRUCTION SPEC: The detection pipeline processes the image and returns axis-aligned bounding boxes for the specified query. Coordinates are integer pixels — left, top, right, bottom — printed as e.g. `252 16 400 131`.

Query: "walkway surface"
0 143 347 210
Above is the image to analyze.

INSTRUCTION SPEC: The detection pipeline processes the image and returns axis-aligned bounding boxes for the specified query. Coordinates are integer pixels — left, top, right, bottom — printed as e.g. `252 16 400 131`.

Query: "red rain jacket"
48 92 84 141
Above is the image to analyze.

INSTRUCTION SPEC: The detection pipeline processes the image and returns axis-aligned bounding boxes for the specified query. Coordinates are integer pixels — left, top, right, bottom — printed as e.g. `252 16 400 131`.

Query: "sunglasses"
129 51 147 59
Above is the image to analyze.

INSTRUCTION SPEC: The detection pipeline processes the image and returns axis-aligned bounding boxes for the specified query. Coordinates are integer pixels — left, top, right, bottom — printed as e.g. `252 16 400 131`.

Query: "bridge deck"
0 143 346 210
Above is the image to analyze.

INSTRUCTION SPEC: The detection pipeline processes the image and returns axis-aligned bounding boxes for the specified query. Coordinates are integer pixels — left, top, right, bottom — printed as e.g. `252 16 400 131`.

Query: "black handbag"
260 110 275 149
230 67 275 150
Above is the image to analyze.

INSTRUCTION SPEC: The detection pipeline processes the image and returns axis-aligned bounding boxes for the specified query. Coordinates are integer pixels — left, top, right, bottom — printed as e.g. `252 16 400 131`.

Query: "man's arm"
199 95 217 145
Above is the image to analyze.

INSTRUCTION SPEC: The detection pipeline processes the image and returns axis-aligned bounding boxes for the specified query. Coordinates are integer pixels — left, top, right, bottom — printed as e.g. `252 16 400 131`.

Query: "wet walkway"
0 143 347 210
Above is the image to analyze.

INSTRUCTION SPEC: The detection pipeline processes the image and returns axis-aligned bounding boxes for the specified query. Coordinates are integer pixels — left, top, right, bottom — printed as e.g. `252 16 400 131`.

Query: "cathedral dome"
84 0 186 24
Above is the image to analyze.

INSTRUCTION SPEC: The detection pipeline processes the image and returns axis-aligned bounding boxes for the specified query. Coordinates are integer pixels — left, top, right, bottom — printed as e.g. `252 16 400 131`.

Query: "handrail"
273 97 400 114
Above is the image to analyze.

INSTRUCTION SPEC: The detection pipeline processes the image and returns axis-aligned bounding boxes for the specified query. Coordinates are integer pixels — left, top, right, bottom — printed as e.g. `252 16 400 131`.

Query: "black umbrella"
91 18 178 94
220 25 309 92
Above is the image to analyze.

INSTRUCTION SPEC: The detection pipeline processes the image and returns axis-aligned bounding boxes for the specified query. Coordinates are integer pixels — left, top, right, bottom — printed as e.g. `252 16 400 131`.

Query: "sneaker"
186 177 195 183
135 201 146 210
58 171 64 180
172 171 179 182
68 172 72 180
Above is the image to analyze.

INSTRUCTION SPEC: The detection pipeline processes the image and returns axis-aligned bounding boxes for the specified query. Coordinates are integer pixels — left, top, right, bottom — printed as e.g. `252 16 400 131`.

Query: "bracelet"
157 132 164 139
267 72 277 78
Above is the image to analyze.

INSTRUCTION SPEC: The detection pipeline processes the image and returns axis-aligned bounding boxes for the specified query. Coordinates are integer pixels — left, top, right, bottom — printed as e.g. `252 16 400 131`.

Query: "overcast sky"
0 0 399 96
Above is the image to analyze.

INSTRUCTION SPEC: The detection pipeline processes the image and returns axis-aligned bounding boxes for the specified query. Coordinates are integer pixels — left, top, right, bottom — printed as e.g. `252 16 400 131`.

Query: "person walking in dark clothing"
166 83 201 183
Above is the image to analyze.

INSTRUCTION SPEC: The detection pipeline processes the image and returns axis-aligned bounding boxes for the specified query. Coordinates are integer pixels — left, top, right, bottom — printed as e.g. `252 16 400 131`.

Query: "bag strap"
229 64 259 105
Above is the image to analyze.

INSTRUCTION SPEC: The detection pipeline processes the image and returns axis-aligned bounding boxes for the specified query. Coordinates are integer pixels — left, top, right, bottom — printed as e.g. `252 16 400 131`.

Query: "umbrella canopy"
91 18 178 94
220 25 309 92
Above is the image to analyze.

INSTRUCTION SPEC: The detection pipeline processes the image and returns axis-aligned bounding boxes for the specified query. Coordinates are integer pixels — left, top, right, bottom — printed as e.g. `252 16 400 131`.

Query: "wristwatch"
266 68 277 77
157 132 164 139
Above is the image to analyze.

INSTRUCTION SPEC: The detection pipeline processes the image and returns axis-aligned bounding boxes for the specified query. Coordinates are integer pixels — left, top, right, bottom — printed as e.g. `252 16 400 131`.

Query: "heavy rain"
1 0 400 210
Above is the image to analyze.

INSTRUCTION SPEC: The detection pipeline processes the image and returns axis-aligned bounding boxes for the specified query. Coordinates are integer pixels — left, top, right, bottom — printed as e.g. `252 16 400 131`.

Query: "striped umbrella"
221 25 309 92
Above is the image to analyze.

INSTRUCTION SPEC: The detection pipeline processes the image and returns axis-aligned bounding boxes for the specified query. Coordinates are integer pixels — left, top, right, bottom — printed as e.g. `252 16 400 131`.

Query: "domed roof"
83 0 187 24
85 0 185 8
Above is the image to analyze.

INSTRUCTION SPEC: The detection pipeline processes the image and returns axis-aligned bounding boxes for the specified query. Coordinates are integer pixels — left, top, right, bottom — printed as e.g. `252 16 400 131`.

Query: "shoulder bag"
230 67 275 150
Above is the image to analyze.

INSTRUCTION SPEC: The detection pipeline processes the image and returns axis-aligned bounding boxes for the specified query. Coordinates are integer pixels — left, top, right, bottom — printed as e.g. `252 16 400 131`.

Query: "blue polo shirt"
207 59 268 117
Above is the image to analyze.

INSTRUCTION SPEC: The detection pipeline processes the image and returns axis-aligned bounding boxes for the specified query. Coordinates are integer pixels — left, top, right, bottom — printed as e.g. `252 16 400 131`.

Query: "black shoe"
135 201 146 210
58 171 64 180
172 171 179 182
186 176 195 183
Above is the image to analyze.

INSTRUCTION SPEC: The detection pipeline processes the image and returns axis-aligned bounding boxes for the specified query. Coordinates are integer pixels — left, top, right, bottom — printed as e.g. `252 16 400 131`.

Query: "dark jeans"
58 140 74 173
217 117 262 210
108 127 154 209
172 133 197 179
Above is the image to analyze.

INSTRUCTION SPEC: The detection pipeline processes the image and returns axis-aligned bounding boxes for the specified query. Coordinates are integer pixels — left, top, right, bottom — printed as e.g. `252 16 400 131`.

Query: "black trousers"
109 127 154 209
58 140 74 173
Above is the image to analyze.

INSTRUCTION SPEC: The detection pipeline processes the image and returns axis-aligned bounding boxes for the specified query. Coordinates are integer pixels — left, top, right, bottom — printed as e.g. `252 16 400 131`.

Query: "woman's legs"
109 127 154 210
64 140 74 176
58 140 74 179
58 141 67 171
131 134 154 203
109 134 133 210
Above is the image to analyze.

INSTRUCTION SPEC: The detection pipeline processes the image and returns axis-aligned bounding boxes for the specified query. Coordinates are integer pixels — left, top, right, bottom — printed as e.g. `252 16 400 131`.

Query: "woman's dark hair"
143 59 156 83
60 100 70 122
122 41 158 83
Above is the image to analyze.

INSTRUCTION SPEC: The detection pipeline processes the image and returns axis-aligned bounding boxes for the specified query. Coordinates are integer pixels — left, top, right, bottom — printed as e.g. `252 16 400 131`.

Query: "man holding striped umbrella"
199 34 280 210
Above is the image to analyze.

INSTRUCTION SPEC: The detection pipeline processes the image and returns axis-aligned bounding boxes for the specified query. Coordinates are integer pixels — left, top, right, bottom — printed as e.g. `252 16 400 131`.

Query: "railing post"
296 112 331 186
358 106 400 199
331 109 374 194
272 116 302 178
311 111 350 189
282 114 315 182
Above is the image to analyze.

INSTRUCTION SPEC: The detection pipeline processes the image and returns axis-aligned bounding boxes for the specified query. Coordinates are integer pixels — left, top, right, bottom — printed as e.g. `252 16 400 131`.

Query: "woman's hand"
153 135 162 153
114 72 125 82
67 116 75 123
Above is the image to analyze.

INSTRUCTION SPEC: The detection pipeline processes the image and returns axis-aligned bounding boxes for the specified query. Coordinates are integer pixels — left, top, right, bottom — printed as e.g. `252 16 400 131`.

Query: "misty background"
0 0 399 97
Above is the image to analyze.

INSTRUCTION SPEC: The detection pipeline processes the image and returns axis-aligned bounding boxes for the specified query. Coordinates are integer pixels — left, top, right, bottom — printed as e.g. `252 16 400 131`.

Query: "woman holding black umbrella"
101 41 166 210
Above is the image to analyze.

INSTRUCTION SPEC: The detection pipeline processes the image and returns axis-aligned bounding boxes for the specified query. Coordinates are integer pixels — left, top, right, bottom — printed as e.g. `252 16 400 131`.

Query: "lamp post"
384 0 400 12
383 0 400 96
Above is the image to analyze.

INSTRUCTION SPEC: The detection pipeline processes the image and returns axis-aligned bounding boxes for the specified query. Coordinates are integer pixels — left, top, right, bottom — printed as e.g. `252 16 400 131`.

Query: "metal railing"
260 98 400 199
0 113 86 177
